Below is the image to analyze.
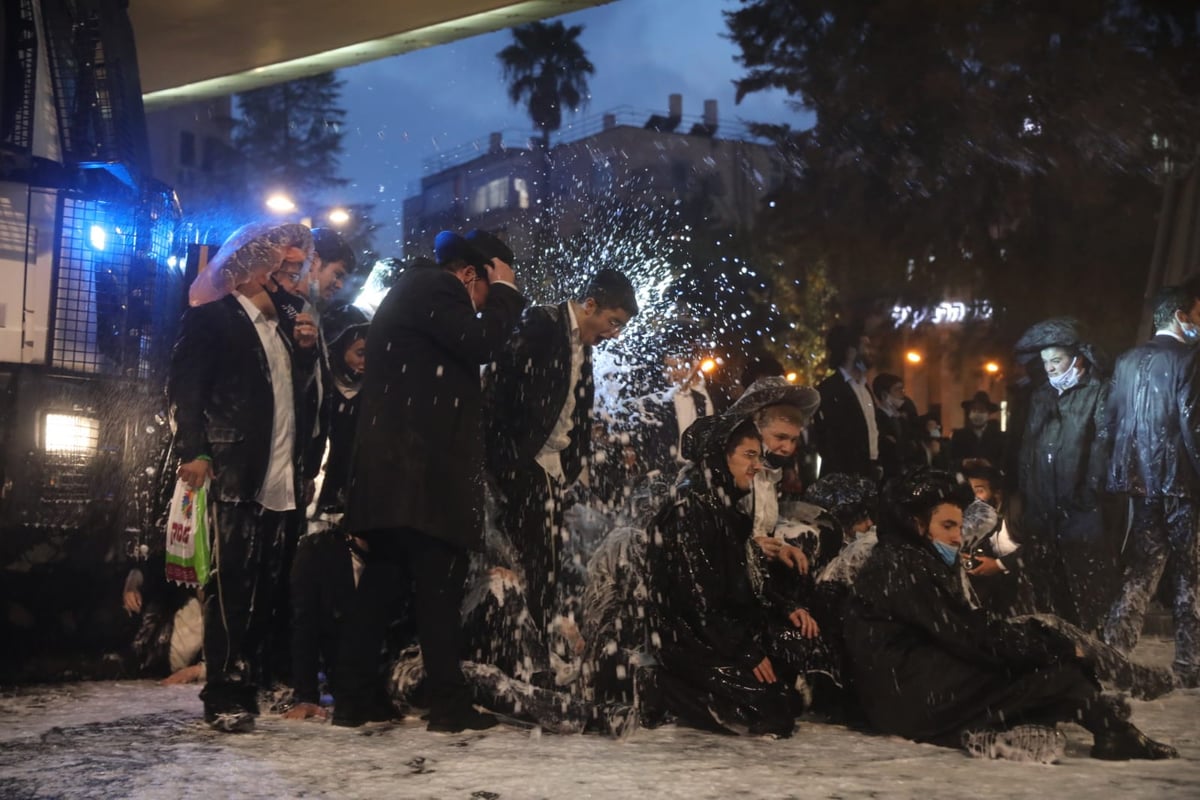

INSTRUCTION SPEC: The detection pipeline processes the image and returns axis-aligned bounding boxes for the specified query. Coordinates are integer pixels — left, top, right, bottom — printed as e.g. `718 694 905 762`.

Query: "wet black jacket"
482 302 593 484
1107 334 1200 499
843 527 1074 742
648 467 803 672
344 265 525 548
1018 372 1110 529
315 383 359 513
166 294 314 504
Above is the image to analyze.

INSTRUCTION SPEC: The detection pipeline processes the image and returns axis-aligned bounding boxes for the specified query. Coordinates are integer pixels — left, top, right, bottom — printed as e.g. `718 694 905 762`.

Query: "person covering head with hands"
339 230 526 732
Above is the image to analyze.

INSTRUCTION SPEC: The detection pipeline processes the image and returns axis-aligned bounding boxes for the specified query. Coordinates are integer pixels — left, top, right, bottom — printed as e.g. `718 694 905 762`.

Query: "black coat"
482 302 593 484
843 529 1075 742
166 294 314 503
1107 334 1200 499
1018 372 1110 529
315 383 360 513
875 408 922 479
344 266 525 548
813 371 874 477
949 422 1006 470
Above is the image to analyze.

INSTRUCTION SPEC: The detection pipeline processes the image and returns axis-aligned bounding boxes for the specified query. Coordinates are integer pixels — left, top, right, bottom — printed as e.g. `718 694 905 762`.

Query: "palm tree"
498 21 594 148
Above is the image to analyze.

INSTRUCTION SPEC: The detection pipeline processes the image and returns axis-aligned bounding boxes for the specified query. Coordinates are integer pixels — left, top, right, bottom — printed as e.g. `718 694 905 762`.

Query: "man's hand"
177 458 213 490
788 608 820 638
967 555 1003 577
754 537 809 574
293 311 318 350
484 257 516 287
123 589 142 615
283 702 328 721
752 656 778 684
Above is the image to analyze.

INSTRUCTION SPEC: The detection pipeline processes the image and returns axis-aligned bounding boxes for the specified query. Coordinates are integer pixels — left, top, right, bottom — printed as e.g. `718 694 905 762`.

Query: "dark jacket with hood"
1015 320 1111 532
1107 333 1200 499
843 513 1076 743
344 263 525 547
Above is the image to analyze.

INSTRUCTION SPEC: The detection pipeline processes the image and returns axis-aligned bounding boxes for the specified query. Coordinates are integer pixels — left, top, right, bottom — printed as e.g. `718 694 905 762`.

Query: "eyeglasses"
605 316 627 332
275 270 302 284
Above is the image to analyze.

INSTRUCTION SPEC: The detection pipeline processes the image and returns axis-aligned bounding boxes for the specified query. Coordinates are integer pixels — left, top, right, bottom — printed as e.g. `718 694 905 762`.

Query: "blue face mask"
932 540 960 566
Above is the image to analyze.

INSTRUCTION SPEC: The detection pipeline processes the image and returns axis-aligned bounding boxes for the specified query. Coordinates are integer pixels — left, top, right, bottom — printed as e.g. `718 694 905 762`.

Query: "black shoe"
426 707 499 733
1091 727 1179 761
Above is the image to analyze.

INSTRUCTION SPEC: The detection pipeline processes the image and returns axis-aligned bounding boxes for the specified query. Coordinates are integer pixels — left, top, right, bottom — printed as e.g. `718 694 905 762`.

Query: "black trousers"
200 501 289 716
337 528 469 718
498 464 564 639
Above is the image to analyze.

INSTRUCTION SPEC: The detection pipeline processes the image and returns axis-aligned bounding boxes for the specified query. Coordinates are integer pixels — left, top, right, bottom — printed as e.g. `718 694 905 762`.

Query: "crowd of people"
129 219 1200 765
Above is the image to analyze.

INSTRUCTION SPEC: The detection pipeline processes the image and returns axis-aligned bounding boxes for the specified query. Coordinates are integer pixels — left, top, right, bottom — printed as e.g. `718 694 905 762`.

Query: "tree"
233 72 348 205
498 21 595 147
727 0 1200 354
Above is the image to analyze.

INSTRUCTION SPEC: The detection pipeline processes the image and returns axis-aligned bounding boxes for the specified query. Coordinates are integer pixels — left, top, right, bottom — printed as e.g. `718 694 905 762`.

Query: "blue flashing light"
167 255 179 269
89 224 107 251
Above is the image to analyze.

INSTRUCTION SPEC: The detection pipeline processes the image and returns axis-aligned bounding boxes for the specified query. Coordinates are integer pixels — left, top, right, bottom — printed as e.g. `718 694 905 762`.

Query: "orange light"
905 350 923 365
785 372 798 383
700 358 717 374
984 361 1001 374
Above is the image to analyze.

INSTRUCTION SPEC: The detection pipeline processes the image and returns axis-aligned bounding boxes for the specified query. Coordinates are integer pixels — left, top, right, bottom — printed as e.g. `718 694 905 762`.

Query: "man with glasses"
483 264 639 667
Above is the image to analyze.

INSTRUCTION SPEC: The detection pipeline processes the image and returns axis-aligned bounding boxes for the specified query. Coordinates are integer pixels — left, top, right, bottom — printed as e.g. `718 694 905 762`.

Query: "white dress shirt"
840 367 879 462
234 292 296 511
670 375 713 461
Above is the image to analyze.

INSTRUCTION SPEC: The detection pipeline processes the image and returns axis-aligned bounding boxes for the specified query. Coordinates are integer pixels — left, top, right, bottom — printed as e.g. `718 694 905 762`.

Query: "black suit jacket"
483 302 593 485
949 422 1007 469
344 265 525 548
813 371 874 477
166 294 313 503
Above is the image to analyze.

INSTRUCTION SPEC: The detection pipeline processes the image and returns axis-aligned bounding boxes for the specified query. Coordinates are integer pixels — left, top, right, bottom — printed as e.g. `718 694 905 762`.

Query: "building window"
179 131 195 167
469 177 509 215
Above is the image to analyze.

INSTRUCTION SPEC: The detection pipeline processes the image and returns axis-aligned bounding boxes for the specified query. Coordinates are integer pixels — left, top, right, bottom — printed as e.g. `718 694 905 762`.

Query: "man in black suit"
167 226 318 732
637 340 719 478
812 324 879 479
483 265 638 649
1104 284 1200 688
949 391 1007 470
342 232 525 731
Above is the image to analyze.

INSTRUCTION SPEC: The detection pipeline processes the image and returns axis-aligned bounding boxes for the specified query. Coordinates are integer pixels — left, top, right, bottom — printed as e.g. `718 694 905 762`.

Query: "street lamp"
984 361 1001 374
905 350 923 365
327 207 351 226
265 192 296 213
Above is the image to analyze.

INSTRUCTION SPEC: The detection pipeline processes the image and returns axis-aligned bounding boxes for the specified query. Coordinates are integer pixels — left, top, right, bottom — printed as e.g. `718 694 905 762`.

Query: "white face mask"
1048 357 1082 394
968 411 989 427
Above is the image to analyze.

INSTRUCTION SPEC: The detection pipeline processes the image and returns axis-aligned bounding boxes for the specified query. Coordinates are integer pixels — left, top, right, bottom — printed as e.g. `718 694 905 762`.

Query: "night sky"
329 0 812 255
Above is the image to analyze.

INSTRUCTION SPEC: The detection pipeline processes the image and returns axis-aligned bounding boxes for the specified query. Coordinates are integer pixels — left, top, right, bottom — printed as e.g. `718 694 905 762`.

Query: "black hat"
464 229 514 266
1014 317 1110 375
961 391 1000 413
433 231 487 268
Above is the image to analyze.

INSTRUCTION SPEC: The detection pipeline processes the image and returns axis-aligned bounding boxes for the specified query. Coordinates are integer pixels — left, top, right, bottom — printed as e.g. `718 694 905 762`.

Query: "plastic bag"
165 478 211 587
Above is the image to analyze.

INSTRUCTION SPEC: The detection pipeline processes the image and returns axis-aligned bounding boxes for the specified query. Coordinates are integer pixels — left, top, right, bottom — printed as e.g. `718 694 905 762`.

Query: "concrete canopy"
132 0 611 109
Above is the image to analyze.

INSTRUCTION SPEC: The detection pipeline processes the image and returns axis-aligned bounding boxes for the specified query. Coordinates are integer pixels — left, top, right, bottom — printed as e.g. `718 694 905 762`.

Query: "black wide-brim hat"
961 390 1000 413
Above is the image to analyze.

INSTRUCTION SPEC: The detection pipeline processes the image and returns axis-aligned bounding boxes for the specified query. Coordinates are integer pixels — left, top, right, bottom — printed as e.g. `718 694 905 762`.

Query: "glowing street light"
327 207 351 226
905 350 923 365
984 361 1001 374
785 372 798 383
265 192 296 213
699 358 717 374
